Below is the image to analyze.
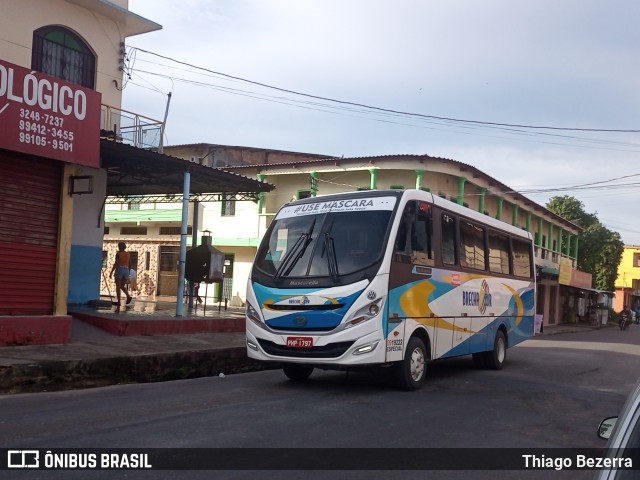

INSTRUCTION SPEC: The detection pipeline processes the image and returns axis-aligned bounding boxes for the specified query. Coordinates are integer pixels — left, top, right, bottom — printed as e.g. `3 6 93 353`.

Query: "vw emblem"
294 315 307 327
367 290 376 300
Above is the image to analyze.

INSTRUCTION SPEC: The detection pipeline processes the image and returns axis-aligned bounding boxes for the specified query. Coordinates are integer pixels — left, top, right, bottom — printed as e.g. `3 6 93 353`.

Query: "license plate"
286 336 313 348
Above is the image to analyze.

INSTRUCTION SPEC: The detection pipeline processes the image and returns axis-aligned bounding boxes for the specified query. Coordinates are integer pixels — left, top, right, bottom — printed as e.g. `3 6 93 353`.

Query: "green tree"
546 195 623 291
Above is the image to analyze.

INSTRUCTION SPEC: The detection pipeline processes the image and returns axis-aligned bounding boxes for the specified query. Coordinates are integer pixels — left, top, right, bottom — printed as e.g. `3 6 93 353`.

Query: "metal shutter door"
0 153 61 315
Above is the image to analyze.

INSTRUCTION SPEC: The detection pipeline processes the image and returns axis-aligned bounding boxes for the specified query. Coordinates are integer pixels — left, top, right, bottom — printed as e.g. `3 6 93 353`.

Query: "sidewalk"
0 299 259 394
0 305 604 394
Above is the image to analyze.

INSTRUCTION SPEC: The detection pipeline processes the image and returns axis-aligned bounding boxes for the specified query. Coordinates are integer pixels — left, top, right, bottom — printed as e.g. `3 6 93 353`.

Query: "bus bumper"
246 321 388 367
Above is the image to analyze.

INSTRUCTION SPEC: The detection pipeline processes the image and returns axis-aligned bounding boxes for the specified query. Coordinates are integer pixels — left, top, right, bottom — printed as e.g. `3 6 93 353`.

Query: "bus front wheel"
484 330 507 370
394 336 427 391
283 364 314 381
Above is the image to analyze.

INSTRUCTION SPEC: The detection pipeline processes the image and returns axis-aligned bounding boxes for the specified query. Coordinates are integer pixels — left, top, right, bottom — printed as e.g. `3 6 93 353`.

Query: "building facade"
1 2 273 345
614 245 640 312
160 145 591 329
101 205 204 298
0 0 160 345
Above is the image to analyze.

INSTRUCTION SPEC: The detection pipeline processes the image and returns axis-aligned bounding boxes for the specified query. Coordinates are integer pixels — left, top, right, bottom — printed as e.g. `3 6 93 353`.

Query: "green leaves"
547 195 623 291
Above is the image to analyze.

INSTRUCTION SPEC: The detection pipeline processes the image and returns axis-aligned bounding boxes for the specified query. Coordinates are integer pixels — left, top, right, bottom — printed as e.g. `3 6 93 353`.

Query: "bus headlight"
246 302 265 328
345 298 384 329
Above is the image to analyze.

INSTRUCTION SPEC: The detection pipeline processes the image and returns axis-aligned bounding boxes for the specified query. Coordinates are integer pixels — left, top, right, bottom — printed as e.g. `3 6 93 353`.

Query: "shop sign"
570 269 592 289
558 257 572 285
0 58 101 168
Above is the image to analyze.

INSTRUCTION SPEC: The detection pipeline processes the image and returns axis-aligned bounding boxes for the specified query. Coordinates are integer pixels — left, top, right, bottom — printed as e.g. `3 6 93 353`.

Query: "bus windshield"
255 207 394 280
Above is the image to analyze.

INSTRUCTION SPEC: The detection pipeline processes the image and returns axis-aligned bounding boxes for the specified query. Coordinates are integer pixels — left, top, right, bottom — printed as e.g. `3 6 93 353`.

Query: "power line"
511 173 640 195
128 46 640 134
129 66 640 153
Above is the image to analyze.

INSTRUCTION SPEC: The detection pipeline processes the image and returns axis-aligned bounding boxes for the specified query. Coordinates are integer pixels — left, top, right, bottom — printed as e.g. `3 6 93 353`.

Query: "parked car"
596 376 640 479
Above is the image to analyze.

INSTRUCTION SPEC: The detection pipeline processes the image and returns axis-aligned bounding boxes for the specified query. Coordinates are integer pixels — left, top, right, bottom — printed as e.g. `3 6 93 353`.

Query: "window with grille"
634 253 640 267
120 226 147 235
159 226 193 235
160 246 180 272
32 26 96 88
126 196 143 211
221 196 236 217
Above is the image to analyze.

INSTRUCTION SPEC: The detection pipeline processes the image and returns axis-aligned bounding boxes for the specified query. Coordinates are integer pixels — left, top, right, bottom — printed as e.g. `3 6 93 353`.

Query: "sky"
123 0 640 244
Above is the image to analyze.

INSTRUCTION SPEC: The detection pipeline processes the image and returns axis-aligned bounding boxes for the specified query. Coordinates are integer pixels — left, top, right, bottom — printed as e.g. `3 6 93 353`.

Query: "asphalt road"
2 325 639 480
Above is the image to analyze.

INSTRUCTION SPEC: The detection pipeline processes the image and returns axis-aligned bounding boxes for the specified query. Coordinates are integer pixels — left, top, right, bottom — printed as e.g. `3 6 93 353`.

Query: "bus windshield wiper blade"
274 218 316 282
324 233 339 282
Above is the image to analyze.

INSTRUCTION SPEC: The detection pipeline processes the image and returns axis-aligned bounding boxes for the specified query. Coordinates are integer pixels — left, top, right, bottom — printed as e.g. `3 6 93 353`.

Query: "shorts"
114 266 130 280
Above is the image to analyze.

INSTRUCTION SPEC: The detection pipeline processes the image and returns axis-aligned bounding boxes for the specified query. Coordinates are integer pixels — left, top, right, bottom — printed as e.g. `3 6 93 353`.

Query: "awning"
571 287 614 296
99 139 274 317
100 140 273 199
561 284 614 297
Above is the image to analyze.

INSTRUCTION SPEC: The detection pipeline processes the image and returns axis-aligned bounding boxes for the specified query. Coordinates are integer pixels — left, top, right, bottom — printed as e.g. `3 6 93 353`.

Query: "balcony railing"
535 246 576 270
101 104 164 150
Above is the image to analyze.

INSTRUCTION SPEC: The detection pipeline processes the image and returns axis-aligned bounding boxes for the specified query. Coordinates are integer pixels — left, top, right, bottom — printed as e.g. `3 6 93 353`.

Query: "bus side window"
488 230 510 274
412 205 434 266
393 201 434 266
460 220 486 270
441 213 456 266
512 239 533 278
394 207 411 260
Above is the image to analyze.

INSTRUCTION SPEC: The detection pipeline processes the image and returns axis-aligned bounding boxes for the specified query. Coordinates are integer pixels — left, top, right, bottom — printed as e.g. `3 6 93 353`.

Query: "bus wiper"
320 220 339 282
274 218 316 282
323 233 339 282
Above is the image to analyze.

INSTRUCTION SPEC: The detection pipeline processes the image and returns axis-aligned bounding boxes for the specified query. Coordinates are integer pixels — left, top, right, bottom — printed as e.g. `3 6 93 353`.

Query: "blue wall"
68 244 103 304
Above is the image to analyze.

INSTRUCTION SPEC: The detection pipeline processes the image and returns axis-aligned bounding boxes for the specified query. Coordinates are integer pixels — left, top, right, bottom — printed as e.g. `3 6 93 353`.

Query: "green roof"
212 238 260 247
105 209 183 223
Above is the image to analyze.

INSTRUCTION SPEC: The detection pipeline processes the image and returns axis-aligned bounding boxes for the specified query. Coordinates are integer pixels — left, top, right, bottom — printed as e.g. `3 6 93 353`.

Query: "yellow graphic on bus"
399 281 471 333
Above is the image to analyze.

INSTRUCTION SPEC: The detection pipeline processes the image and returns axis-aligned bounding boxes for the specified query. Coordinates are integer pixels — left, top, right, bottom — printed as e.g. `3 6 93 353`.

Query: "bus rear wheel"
283 364 314 381
394 336 427 391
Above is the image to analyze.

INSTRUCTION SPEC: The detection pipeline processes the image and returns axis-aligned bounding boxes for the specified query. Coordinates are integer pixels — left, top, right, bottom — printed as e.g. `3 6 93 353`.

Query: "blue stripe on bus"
252 282 364 330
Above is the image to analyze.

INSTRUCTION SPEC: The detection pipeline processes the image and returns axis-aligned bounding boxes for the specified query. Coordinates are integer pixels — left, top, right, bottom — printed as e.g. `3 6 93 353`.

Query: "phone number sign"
0 58 101 168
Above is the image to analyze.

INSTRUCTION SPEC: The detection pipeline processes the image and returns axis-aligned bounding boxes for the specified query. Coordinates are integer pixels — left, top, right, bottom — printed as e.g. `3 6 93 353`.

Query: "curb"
0 323 616 394
0 348 268 394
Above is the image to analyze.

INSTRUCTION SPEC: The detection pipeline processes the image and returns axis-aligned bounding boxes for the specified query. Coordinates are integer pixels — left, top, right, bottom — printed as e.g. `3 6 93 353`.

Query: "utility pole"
159 91 172 153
